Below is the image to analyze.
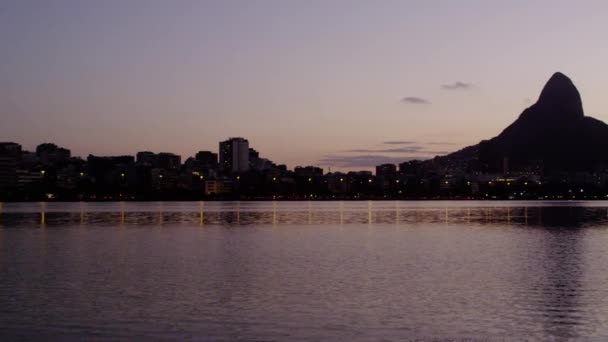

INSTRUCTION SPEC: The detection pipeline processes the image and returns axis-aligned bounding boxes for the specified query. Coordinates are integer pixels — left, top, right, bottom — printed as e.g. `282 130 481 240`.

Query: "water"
2 201 608 340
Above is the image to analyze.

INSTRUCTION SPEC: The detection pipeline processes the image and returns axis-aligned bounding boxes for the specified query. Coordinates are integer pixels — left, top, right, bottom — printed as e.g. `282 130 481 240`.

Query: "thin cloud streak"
319 155 418 168
345 146 449 154
383 141 458 146
441 81 472 90
383 141 417 145
401 96 430 104
425 141 459 146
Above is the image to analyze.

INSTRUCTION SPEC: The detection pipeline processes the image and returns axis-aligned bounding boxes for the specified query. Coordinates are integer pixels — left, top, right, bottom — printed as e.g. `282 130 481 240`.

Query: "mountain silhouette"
438 72 608 173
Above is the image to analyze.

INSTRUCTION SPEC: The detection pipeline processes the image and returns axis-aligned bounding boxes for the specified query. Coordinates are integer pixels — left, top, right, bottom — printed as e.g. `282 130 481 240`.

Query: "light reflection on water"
2 201 608 228
2 201 608 340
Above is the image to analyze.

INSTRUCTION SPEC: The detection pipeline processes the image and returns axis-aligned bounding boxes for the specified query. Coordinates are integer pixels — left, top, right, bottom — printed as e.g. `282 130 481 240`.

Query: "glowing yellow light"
396 180 400 183
368 179 372 183
308 178 312 182
200 176 203 180
80 172 84 177
340 178 344 182
236 176 240 180
40 170 46 175
272 177 276 181
159 175 163 178
121 173 125 177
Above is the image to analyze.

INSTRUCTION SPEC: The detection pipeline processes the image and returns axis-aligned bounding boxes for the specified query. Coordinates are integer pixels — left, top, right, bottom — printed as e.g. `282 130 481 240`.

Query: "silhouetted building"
195 151 218 170
376 163 397 194
219 137 249 173
327 172 348 194
294 166 323 177
249 148 259 160
399 160 423 176
87 155 135 192
251 158 275 171
0 142 22 189
20 151 39 169
36 143 70 166
136 151 159 167
205 179 232 195
158 153 181 170
346 171 374 196
16 169 43 191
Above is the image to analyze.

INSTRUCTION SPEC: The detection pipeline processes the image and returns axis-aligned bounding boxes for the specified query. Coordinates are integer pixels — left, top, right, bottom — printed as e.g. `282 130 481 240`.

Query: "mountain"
436 72 608 173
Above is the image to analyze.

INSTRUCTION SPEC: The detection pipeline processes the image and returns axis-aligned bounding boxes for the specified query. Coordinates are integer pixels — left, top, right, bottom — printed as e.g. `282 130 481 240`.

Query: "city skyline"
4 1 608 170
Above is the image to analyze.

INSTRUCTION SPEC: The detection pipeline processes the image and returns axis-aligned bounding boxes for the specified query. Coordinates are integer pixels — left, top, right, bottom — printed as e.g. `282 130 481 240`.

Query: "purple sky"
2 0 608 170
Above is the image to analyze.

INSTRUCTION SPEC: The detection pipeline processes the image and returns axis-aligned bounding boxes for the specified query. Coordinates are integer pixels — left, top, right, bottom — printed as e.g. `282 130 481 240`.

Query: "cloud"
347 147 422 153
345 146 449 154
425 141 458 146
441 81 472 90
319 155 418 168
383 141 417 145
383 140 457 146
401 96 430 104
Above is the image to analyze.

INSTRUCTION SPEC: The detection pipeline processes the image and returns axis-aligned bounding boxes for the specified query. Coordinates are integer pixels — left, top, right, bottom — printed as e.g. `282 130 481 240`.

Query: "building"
376 163 398 194
327 172 348 194
249 148 259 161
0 142 22 189
36 143 71 166
158 153 181 170
136 151 158 167
251 158 275 171
87 155 135 188
16 169 43 191
219 137 249 173
195 151 218 170
294 166 323 177
136 152 181 170
205 179 233 195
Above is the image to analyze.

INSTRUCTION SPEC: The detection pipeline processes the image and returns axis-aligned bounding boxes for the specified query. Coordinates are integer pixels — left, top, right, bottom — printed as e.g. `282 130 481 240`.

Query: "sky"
2 0 608 171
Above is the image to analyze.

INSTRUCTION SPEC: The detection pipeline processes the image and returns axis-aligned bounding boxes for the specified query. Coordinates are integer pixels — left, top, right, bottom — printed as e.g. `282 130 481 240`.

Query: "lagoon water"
2 201 608 340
